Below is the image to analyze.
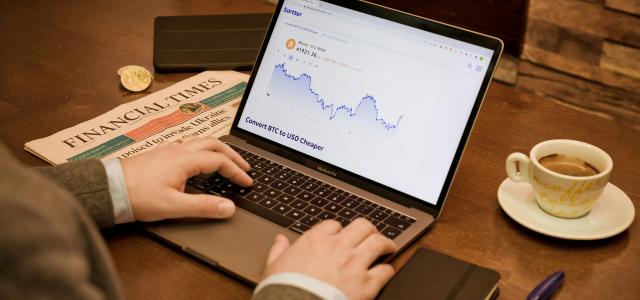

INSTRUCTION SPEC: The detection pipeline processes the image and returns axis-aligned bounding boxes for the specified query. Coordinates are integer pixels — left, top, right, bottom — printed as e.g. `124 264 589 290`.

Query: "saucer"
497 179 635 240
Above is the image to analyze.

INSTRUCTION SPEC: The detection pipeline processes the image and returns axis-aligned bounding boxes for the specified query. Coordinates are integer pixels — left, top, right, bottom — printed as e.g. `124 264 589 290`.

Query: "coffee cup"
506 139 613 218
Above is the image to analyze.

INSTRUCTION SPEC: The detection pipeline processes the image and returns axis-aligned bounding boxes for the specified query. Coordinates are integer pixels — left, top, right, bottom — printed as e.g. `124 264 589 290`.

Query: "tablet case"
153 14 272 72
377 248 500 300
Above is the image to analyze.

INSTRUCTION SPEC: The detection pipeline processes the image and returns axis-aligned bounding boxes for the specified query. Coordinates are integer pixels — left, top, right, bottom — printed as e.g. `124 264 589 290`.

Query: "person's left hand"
121 137 253 221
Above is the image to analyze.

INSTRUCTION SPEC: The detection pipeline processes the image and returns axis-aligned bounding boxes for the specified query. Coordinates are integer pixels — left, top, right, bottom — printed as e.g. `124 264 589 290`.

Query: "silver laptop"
146 0 503 284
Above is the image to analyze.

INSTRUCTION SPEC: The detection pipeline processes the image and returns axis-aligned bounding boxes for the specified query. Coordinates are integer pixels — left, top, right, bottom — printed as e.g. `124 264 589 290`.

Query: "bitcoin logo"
285 38 296 50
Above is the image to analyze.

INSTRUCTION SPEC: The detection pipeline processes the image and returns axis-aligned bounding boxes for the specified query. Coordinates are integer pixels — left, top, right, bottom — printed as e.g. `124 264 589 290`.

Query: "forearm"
35 159 115 228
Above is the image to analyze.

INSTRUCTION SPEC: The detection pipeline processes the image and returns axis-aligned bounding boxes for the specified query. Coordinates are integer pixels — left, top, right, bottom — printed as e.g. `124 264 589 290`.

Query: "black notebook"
377 248 500 300
153 14 272 72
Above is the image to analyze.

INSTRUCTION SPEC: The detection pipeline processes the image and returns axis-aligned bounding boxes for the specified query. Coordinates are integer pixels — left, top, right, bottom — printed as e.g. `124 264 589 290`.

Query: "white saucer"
497 179 635 240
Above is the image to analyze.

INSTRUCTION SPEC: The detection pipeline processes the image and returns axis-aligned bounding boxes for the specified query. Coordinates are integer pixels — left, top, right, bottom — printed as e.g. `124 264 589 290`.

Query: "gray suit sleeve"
253 284 324 300
0 146 123 299
35 160 115 228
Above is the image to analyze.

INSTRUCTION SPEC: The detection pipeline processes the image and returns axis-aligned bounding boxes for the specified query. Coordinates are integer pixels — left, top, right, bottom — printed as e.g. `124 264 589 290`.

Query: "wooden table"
1 1 638 299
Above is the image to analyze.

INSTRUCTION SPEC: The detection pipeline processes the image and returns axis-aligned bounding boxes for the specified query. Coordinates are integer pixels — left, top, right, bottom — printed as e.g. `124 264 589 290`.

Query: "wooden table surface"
1 1 638 299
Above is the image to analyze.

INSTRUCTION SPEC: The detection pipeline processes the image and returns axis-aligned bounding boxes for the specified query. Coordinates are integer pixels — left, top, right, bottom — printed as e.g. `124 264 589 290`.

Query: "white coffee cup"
506 139 613 218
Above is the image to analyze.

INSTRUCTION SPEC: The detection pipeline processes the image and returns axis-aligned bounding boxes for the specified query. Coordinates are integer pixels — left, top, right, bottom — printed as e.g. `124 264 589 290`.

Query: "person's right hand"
121 137 252 222
263 218 397 300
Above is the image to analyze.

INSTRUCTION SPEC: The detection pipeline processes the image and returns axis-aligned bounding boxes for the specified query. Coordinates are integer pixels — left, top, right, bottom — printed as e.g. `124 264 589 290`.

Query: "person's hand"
120 137 252 221
263 218 397 300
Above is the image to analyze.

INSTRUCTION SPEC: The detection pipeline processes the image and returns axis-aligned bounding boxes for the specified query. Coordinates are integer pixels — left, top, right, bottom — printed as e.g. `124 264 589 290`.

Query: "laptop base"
146 207 298 284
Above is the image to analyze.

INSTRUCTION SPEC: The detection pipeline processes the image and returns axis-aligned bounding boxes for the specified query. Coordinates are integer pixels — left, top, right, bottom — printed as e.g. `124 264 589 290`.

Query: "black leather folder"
377 248 500 300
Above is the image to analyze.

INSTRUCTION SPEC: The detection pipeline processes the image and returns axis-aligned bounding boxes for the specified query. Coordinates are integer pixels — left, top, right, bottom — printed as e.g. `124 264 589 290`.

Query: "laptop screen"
237 0 495 206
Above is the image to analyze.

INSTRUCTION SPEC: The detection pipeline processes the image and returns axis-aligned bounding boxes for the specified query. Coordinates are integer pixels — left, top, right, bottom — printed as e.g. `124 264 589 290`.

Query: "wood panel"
605 0 640 15
521 45 640 92
518 2 640 120
521 45 640 93
528 0 640 47
601 41 640 80
524 18 602 66
516 61 640 129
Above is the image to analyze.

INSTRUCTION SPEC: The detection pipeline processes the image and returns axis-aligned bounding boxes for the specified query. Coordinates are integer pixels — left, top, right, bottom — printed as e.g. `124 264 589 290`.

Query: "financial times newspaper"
25 71 248 165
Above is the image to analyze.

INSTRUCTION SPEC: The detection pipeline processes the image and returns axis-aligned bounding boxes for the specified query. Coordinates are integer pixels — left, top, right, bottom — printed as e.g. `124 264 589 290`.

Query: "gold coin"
119 65 152 92
285 38 296 50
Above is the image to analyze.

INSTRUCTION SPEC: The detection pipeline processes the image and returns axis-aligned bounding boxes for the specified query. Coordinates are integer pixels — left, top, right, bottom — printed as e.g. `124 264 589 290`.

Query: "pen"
527 271 565 300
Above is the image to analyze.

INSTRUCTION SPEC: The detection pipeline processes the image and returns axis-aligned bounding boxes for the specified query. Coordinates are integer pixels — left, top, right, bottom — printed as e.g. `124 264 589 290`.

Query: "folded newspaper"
25 71 249 165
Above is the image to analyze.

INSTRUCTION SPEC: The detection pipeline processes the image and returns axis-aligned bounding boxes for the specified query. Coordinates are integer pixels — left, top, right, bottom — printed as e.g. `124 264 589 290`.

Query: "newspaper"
25 71 249 165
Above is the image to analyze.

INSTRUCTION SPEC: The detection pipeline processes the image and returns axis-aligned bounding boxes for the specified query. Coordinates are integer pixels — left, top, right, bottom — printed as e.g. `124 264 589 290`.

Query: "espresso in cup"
506 140 613 218
538 154 599 177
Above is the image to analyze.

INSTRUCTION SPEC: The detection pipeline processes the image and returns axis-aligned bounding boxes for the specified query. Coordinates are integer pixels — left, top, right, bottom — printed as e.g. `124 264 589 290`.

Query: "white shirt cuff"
102 159 135 224
254 272 347 300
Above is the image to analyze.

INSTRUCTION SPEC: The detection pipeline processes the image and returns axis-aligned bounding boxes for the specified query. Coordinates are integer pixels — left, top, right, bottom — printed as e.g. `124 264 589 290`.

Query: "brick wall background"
514 0 640 128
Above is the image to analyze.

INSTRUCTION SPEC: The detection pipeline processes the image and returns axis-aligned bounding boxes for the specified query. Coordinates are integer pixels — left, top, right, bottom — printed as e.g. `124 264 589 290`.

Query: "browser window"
238 0 494 205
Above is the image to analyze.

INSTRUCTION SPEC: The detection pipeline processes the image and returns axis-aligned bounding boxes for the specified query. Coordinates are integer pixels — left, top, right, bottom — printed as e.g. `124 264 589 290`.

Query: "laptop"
146 0 503 284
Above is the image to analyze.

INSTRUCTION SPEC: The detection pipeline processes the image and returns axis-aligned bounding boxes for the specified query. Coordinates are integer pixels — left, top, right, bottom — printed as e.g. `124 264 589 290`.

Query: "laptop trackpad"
152 209 299 284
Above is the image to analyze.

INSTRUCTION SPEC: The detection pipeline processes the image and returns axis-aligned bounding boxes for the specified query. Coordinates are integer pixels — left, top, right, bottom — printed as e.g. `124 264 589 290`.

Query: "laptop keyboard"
187 145 415 239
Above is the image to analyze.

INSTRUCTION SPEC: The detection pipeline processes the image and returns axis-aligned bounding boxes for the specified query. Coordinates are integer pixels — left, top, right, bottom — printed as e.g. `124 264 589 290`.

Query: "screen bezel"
230 0 503 217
